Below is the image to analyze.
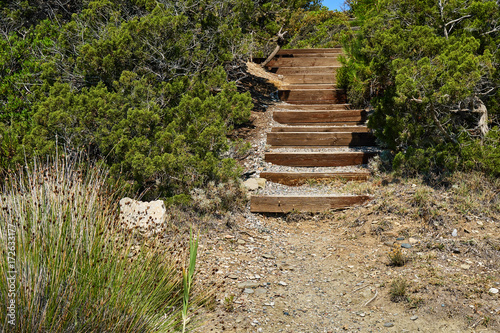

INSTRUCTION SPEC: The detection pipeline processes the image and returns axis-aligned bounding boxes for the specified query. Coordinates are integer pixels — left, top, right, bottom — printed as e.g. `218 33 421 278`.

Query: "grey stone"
227 274 238 279
243 288 254 294
410 315 418 321
401 243 412 249
384 322 394 327
396 237 405 241
237 281 260 289
255 287 267 295
452 229 458 237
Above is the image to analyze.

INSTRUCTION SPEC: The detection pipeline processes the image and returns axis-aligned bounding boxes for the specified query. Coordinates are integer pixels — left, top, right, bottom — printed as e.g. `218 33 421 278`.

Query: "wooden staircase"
250 48 377 213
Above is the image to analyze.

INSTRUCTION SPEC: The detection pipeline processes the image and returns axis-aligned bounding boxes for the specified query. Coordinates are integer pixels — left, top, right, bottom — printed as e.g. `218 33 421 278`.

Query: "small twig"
352 284 370 293
364 289 378 306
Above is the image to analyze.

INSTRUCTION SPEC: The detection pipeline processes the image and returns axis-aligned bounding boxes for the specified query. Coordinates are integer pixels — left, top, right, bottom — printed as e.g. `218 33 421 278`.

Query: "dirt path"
196 204 498 332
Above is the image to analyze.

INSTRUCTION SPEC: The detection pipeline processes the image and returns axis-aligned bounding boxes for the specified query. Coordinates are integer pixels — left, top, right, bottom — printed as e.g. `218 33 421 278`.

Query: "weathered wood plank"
260 172 370 186
250 195 372 213
283 74 337 84
267 132 376 147
274 66 340 75
271 126 370 133
265 152 378 167
277 104 352 110
278 89 347 103
277 48 343 55
282 84 337 90
273 110 367 124
268 57 341 67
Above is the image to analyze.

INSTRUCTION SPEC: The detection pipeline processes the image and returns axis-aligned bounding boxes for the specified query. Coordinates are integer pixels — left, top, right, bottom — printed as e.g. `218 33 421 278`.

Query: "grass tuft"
0 157 198 332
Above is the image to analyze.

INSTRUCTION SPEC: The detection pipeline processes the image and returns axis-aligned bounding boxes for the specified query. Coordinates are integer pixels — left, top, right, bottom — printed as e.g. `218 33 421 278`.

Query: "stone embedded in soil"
237 239 246 245
489 288 499 294
238 281 260 289
244 288 254 294
255 287 267 295
409 237 418 244
278 281 288 286
461 264 471 270
396 237 404 241
384 322 394 327
410 315 418 321
452 229 458 237
263 254 275 259
401 243 412 249
227 274 238 279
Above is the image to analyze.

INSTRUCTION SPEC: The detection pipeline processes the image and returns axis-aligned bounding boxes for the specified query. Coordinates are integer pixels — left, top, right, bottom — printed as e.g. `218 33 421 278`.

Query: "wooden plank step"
277 48 343 55
265 152 378 167
273 66 341 75
268 57 341 68
283 74 336 84
282 84 337 90
277 104 352 110
260 172 370 186
273 110 367 124
271 126 369 133
276 53 342 58
278 89 347 103
267 132 376 147
250 195 372 213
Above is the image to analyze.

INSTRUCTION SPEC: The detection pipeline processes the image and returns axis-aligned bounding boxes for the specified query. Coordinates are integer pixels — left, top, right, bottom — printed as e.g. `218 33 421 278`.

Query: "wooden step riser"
271 126 369 133
283 84 337 90
260 172 370 186
265 152 378 167
273 111 367 124
275 53 342 58
277 104 351 110
283 75 337 84
274 67 340 75
267 132 376 147
279 90 347 103
277 48 343 55
268 58 341 67
250 195 372 213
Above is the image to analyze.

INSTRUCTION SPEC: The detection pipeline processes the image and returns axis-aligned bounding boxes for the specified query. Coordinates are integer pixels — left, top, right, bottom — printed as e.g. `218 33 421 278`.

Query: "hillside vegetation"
340 0 500 177
0 0 348 202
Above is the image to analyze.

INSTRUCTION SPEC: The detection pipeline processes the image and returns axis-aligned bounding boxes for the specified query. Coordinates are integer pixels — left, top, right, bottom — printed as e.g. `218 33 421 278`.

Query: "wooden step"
277 104 352 110
277 48 343 55
276 53 342 58
273 110 367 124
273 66 341 75
268 57 341 68
250 195 372 213
282 84 337 90
278 89 347 104
260 172 370 186
265 152 378 167
283 74 337 84
267 132 376 147
271 126 370 133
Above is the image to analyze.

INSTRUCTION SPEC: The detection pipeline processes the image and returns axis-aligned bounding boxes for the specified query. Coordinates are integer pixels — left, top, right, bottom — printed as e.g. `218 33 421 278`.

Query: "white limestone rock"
119 197 166 231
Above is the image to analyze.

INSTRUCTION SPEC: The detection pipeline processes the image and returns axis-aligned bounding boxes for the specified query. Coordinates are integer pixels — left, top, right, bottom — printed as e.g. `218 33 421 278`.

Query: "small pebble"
401 243 412 249
489 288 499 294
452 229 458 237
384 322 394 327
410 315 418 321
244 288 254 294
396 237 404 241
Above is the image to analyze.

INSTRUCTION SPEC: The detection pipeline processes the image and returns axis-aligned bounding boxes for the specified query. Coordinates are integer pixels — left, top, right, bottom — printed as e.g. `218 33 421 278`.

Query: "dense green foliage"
340 0 500 176
0 0 330 199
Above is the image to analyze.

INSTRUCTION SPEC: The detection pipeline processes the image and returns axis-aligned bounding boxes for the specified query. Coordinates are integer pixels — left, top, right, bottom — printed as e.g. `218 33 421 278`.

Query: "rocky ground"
189 63 499 333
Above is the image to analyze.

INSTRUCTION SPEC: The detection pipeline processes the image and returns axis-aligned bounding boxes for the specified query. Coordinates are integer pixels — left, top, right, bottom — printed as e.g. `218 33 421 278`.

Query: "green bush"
341 0 500 176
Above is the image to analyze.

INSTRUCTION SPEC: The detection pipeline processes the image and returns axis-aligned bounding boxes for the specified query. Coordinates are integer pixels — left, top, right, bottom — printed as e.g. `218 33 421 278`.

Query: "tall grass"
0 157 197 332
